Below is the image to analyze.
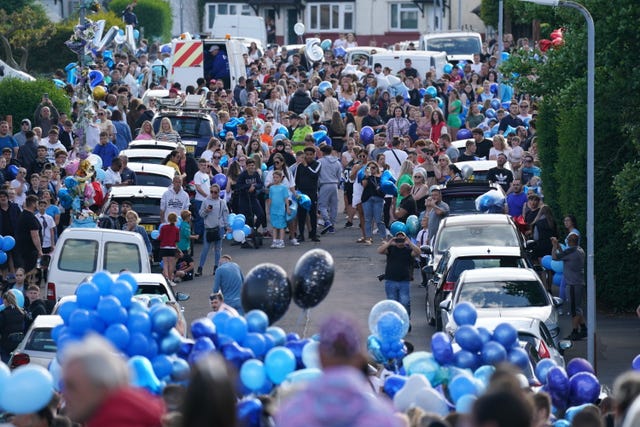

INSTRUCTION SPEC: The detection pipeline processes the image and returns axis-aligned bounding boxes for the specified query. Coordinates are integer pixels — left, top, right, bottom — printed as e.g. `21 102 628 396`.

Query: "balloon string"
295 308 306 331
302 308 311 338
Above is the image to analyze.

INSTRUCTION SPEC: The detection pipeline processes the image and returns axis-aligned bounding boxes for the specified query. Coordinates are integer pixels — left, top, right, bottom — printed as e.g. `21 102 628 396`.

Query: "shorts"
568 284 584 317
160 248 177 258
344 182 353 205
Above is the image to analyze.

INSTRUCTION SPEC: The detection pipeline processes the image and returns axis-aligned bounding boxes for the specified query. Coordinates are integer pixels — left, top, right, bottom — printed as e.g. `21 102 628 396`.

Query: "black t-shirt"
486 167 513 192
475 139 492 160
15 209 41 254
384 245 414 281
362 114 385 129
458 152 476 162
397 195 417 222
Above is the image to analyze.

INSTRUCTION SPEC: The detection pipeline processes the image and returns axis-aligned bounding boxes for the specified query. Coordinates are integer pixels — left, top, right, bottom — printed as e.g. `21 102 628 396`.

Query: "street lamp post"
521 0 595 367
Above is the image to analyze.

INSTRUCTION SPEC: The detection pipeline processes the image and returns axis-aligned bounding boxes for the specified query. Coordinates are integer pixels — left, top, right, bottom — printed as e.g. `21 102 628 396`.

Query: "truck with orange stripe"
169 37 247 90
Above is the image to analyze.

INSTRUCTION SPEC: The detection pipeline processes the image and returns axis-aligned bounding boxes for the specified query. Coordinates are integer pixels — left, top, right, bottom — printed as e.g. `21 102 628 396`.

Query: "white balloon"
387 75 401 86
301 341 320 369
376 75 390 90
232 230 245 243
294 22 305 36
414 387 450 416
393 374 431 412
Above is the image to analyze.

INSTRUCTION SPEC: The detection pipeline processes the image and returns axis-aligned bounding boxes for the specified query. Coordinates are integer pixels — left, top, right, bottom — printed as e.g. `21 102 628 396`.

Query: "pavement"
176 211 640 389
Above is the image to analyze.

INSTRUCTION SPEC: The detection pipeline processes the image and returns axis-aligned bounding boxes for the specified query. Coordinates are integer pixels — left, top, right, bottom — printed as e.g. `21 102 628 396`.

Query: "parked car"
425 246 533 330
127 163 176 189
151 107 214 157
8 315 62 369
119 148 169 165
127 139 177 151
440 267 562 340
47 228 152 301
440 181 505 216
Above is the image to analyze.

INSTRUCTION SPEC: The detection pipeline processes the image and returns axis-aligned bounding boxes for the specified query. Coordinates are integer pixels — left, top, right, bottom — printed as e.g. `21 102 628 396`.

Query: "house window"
307 3 354 32
206 3 254 29
390 3 419 30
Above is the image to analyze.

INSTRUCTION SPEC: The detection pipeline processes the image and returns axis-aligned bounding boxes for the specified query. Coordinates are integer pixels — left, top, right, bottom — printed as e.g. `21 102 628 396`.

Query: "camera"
377 273 385 281
394 237 405 244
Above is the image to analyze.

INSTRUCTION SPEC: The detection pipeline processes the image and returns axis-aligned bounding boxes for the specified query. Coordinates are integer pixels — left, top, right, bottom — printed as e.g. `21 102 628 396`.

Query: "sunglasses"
423 150 435 155
274 160 282 164
413 175 423 179
213 156 221 159
211 191 219 194
266 116 274 119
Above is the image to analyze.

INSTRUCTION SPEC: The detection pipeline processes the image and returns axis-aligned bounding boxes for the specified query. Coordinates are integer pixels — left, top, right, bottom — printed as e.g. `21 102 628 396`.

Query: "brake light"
47 282 56 301
538 340 551 359
10 353 30 369
443 281 455 292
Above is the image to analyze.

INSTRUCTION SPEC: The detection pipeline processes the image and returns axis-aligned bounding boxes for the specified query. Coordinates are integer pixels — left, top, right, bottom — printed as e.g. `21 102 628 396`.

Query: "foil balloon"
291 249 335 309
241 263 292 324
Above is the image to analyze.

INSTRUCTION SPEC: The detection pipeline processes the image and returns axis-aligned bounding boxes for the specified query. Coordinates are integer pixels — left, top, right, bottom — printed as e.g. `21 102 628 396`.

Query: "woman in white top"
156 117 181 143
10 167 28 208
489 134 511 160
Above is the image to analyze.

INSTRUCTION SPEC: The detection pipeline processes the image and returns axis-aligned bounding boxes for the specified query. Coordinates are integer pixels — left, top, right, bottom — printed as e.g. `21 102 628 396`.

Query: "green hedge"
0 79 70 133
108 0 172 42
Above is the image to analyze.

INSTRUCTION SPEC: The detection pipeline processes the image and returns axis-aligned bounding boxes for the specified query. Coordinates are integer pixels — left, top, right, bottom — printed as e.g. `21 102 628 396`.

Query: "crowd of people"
0 18 626 426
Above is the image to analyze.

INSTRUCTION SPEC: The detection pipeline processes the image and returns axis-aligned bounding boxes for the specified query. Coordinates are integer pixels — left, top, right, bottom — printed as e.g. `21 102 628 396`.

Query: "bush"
0 78 70 133
108 0 172 42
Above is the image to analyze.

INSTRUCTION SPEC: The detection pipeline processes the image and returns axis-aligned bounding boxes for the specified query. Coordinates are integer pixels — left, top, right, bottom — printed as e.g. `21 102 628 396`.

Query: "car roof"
459 267 539 282
30 315 63 328
109 185 167 198
446 246 524 257
60 227 142 238
442 213 512 226
120 149 169 158
128 162 176 178
128 140 177 150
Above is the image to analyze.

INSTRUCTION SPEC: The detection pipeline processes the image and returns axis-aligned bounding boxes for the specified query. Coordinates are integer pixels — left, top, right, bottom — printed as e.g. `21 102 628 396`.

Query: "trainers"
310 236 321 242
290 238 300 246
345 221 353 228
320 223 333 235
327 226 335 234
277 240 285 249
168 280 177 287
195 267 202 277
270 241 279 248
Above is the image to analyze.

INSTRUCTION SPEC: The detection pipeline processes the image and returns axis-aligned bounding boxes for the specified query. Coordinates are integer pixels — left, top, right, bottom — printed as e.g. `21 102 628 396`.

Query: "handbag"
206 226 221 242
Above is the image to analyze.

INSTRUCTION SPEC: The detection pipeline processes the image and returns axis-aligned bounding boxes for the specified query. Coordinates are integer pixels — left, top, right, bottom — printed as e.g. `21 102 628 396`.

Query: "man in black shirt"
471 128 492 160
402 59 418 79
14 195 43 272
266 139 296 167
458 139 478 162
487 153 514 192
394 184 417 222
498 102 524 135
295 147 321 242
235 158 265 229
361 105 386 133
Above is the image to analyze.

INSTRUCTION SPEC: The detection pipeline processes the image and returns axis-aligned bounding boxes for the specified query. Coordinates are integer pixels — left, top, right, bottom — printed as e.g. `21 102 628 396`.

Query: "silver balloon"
92 20 106 48
293 22 305 36
95 26 119 51
461 164 474 180
114 33 126 46
125 24 137 53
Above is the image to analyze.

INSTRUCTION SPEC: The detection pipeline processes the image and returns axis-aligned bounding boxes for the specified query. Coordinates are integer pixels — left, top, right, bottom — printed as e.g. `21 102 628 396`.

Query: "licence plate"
142 224 154 232
186 145 195 153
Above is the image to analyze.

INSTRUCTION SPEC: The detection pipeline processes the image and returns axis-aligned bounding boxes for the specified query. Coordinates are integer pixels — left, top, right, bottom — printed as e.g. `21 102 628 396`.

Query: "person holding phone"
377 231 421 330
33 94 60 135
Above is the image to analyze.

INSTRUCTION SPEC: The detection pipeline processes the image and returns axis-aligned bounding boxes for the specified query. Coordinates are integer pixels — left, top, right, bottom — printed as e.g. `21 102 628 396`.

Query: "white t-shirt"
384 148 408 179
10 179 27 208
39 139 67 163
193 170 211 202
35 212 56 249
104 167 122 188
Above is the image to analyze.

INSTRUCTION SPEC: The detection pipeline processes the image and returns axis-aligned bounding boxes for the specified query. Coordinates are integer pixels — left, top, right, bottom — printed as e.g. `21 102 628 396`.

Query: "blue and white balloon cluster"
0 235 15 264
226 213 251 243
541 255 566 288
366 300 411 369
219 117 246 139
0 363 54 415
475 190 505 213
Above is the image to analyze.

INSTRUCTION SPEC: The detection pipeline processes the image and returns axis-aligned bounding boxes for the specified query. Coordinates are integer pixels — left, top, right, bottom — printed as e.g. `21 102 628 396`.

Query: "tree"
108 0 173 42
0 6 56 71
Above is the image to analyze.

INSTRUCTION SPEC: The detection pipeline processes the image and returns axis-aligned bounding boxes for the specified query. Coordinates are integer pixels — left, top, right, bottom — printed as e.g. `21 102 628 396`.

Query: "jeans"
363 196 386 240
318 184 338 226
385 280 411 317
199 229 223 269
192 199 204 237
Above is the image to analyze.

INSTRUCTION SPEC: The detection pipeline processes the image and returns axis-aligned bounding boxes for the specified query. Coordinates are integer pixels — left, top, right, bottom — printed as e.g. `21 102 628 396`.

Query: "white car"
440 267 561 340
119 148 169 165
127 162 176 188
8 315 63 369
127 139 178 151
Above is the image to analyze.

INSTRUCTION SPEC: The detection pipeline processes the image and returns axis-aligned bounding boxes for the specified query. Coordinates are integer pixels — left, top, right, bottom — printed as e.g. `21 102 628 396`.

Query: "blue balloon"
276 126 289 138
507 347 531 371
225 316 248 343
172 358 191 381
266 326 286 346
431 332 454 365
126 332 151 357
152 354 174 380
376 312 405 342
320 39 332 50
490 99 501 110
367 335 385 363
111 280 133 308
97 296 125 324
0 365 54 415
481 341 507 365
191 317 217 339
89 310 107 334
454 349 480 370
232 217 245 231
501 51 510 62
237 398 262 427
547 366 570 400
455 325 483 353
453 302 478 326
58 301 78 325
240 359 267 391
312 130 327 144
492 323 518 348
286 199 298 222
456 128 473 140
318 81 331 95
535 358 559 385
383 375 407 398
389 221 407 236
333 46 346 57
435 96 444 109
541 255 553 270
0 251 7 265
151 230 160 240
212 311 232 334
474 364 496 388
128 356 163 395
152 305 178 334
485 108 496 119
243 333 268 359
88 70 104 89
633 354 640 371
265 346 296 385
426 86 438 98
242 224 252 236
212 173 227 189
569 372 600 406
550 260 564 274
443 63 453 74
552 273 564 287
133 29 140 40
456 394 477 414
566 358 595 377
7 288 23 309
159 329 182 355
104 323 130 350
297 193 312 211
69 309 91 336
189 337 216 364
93 271 114 296
127 311 152 335
359 126 374 145
221 342 254 370
449 374 480 404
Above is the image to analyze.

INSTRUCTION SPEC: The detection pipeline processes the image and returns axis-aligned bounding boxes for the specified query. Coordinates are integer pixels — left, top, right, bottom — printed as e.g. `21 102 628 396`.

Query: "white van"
420 32 483 64
46 228 152 301
369 50 448 80
169 38 247 90
207 15 267 48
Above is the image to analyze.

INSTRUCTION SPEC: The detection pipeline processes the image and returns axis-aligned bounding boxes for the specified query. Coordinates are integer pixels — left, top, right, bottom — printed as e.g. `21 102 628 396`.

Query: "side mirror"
421 245 433 255
559 340 573 351
552 297 563 307
176 292 190 302
525 240 536 249
439 299 451 311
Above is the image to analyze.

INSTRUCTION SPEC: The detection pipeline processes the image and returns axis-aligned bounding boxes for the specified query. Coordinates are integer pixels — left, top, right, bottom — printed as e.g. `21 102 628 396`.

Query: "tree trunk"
17 47 28 71
0 35 21 71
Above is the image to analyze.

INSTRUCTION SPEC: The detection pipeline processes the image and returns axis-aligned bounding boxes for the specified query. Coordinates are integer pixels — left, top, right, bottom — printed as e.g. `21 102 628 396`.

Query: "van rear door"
170 40 204 89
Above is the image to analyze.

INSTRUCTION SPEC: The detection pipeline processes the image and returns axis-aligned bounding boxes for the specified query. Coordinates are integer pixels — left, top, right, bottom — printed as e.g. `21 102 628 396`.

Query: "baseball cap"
169 87 179 94
209 79 216 84
209 45 220 52
21 119 31 126
370 104 379 110
429 185 441 195
395 231 407 238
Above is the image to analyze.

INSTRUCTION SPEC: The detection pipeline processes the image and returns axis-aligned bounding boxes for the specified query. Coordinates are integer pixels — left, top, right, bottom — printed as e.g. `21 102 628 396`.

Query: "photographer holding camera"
377 231 421 331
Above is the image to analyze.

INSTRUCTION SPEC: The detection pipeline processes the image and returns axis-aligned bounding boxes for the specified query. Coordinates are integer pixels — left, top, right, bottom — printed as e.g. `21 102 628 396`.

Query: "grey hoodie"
318 154 343 185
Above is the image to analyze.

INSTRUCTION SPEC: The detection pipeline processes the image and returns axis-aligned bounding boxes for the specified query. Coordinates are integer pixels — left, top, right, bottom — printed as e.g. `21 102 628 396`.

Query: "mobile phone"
43 93 49 100
394 237 405 243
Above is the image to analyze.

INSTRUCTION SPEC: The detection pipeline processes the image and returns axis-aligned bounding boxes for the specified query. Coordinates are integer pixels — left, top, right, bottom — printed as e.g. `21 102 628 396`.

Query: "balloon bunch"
0 236 16 264
0 363 54 416
226 213 251 243
219 117 247 139
541 255 566 291
534 357 600 422
58 158 100 226
311 130 332 146
52 271 187 395
404 215 420 238
294 190 312 212
212 173 228 198
539 28 565 53
456 129 473 140
367 300 411 370
475 190 505 213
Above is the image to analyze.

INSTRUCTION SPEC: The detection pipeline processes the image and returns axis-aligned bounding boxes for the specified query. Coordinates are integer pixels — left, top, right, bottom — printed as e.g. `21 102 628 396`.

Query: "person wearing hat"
426 185 449 242
486 152 514 192
266 138 296 167
377 231 421 328
13 119 31 147
206 44 230 89
276 313 400 427
361 103 386 132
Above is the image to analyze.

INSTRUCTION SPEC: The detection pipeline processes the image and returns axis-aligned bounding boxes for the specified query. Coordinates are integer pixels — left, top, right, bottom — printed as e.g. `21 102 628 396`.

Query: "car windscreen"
443 195 479 215
446 256 527 282
135 173 172 188
458 280 548 308
111 197 161 217
103 241 143 273
127 156 165 165
58 239 99 273
25 328 57 352
425 37 481 55
436 224 520 253
154 117 212 138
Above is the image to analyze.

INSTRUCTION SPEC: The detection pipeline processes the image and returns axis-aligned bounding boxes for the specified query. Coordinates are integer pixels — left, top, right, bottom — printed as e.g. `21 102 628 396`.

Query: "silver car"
440 267 561 341
8 315 63 370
